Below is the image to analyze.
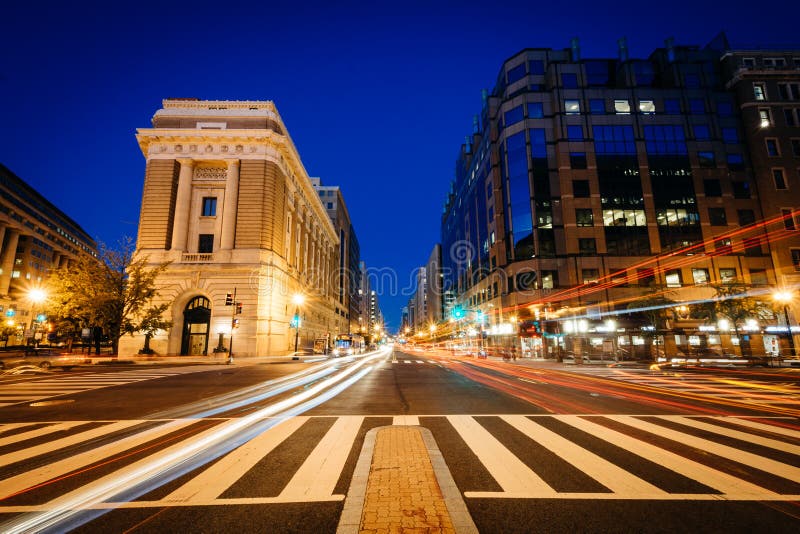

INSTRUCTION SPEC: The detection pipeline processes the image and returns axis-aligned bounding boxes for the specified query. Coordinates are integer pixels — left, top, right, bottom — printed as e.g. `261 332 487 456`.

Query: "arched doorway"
181 296 211 356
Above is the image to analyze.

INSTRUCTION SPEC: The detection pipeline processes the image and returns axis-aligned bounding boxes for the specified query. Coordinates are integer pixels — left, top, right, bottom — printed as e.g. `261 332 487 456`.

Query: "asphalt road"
0 347 798 533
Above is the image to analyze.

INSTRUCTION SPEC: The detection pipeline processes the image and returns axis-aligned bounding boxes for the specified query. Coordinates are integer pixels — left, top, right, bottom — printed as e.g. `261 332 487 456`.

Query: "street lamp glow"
292 294 305 306
773 290 794 304
429 323 437 333
28 288 47 303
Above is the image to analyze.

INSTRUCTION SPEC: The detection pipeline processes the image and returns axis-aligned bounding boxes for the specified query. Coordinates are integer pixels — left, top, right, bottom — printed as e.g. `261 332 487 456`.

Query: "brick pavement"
358 426 454 533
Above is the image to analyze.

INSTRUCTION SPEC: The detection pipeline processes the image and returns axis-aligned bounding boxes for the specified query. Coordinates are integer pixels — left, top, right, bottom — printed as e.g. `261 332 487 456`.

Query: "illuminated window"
665 270 682 287
614 100 630 114
759 109 772 127
719 268 737 284
692 268 709 285
639 100 655 114
582 269 599 283
753 83 766 101
565 100 581 115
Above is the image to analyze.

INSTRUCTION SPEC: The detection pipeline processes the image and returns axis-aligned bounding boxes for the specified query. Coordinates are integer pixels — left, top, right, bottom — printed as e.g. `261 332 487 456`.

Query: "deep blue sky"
3 0 799 332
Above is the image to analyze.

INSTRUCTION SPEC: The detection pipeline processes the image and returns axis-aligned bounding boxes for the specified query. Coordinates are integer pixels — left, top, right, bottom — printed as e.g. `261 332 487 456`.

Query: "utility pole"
226 288 239 364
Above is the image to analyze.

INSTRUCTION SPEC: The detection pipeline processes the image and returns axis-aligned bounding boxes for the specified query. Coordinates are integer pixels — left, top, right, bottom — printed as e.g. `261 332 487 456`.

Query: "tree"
47 237 171 355
627 290 675 359
137 303 172 354
709 283 774 356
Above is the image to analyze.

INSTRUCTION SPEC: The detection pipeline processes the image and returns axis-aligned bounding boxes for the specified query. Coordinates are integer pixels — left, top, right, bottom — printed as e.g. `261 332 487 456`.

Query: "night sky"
3 0 799 332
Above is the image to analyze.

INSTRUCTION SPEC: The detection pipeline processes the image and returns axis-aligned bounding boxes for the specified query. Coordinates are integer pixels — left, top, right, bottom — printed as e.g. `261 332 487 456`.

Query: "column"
220 159 240 250
0 229 20 296
171 158 195 251
51 251 61 270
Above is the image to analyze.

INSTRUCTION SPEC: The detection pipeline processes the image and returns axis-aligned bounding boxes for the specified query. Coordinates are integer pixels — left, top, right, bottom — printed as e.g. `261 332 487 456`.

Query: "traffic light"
291 314 301 328
451 306 464 320
236 302 243 314
232 318 240 328
225 293 233 306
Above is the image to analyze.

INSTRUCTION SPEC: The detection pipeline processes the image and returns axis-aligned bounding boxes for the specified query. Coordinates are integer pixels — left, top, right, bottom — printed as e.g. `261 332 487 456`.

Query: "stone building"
119 99 339 357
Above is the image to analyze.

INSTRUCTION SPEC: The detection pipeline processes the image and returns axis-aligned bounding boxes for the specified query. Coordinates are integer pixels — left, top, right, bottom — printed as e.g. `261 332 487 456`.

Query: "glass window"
528 102 544 118
719 268 737 284
665 270 682 287
693 124 710 140
684 74 700 88
602 209 646 226
773 169 787 189
504 105 524 126
704 179 722 197
722 128 738 144
689 99 705 114
664 99 681 114
541 271 557 289
742 58 756 67
582 269 599 283
792 250 800 272
782 208 797 231
507 63 526 84
754 83 766 101
614 100 631 114
198 234 214 253
639 100 655 114
593 125 636 154
562 73 578 88
570 152 587 169
567 125 583 140
786 109 797 127
727 153 745 170
750 269 768 284
759 109 772 127
692 268 710 285
487 183 493 199
708 208 727 226
589 99 605 114
715 237 733 255
717 101 733 116
201 197 217 217
793 139 800 157
573 180 590 197
575 209 594 226
698 151 716 167
737 209 756 225
644 125 687 154
578 238 596 255
565 100 581 115
327 202 333 209
638 268 655 286
766 138 780 156
528 60 545 75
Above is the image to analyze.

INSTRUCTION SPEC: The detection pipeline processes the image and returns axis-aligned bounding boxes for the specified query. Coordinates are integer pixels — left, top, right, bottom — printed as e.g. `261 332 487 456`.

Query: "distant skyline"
3 0 799 331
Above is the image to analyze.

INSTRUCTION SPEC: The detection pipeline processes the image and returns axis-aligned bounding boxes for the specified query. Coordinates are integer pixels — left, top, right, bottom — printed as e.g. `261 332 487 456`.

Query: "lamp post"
292 294 305 354
773 290 796 359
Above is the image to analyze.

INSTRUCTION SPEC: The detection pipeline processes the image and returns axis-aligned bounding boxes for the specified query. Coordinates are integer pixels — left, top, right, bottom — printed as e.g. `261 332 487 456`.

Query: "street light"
772 289 796 358
27 288 47 348
292 294 305 354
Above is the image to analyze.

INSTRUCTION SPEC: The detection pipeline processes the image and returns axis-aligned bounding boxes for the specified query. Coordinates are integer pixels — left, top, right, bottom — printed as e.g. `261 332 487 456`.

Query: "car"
0 350 89 371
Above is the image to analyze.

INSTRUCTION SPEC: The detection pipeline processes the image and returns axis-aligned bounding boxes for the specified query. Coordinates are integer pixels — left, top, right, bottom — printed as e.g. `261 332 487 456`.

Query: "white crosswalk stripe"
0 414 798 513
0 368 208 407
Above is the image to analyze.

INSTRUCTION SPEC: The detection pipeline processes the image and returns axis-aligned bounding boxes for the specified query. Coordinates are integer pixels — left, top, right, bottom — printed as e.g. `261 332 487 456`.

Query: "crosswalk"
571 367 800 408
0 413 798 513
0 367 207 407
389 359 438 366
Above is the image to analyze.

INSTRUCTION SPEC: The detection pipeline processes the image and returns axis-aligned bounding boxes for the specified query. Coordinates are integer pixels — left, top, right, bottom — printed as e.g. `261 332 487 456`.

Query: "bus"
332 334 365 356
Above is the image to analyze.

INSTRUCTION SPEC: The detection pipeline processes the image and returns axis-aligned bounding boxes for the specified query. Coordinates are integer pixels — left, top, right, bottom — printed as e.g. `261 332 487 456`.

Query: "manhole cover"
30 399 75 407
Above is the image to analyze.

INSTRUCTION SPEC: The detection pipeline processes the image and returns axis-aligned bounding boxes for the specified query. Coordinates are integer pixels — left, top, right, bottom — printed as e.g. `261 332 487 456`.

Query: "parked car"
0 350 89 371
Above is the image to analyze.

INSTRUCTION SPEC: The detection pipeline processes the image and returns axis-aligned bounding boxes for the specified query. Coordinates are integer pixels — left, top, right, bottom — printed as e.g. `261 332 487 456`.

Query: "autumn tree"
709 283 774 356
46 238 171 354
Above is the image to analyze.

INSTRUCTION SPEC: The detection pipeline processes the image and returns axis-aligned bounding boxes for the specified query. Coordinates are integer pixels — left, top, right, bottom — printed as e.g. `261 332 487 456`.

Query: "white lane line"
392 416 420 426
557 415 775 497
0 419 197 500
501 415 666 497
403 361 412 364
662 416 800 455
279 416 363 500
415 360 425 364
612 415 800 484
164 417 308 503
0 422 87 447
0 420 145 469
447 415 556 495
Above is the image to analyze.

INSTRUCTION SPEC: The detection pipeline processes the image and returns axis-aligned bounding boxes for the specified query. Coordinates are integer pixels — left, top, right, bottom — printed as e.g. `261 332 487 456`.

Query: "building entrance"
181 296 211 356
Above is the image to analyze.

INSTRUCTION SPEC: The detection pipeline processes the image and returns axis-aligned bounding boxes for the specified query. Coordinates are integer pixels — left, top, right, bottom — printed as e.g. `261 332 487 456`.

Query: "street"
0 347 799 533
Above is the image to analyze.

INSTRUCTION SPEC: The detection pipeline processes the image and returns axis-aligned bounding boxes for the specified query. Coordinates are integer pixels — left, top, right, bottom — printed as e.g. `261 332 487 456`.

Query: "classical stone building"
119 99 339 357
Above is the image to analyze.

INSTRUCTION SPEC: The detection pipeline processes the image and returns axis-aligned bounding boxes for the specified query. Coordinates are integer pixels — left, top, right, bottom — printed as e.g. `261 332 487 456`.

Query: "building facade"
120 99 339 357
310 178 362 336
442 36 795 359
0 164 97 342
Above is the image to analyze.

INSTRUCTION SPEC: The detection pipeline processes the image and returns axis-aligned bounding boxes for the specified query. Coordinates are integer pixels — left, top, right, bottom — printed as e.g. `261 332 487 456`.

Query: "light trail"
0 348 388 534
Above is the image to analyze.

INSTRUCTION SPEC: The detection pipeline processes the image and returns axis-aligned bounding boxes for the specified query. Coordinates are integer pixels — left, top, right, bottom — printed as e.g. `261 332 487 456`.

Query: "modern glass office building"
442 35 799 359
